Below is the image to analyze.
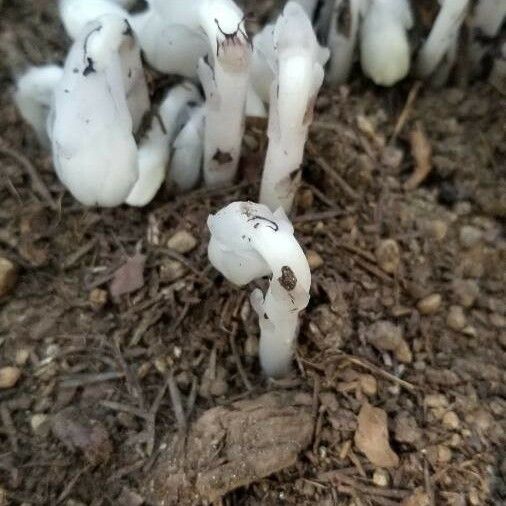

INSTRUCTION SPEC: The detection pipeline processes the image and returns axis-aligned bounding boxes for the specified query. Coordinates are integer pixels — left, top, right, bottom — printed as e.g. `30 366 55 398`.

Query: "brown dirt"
0 1 505 505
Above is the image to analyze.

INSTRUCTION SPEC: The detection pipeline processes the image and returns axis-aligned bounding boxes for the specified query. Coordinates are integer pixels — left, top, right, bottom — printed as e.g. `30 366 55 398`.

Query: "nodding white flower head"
200 0 251 72
360 0 413 86
208 201 311 377
59 0 130 40
50 14 148 207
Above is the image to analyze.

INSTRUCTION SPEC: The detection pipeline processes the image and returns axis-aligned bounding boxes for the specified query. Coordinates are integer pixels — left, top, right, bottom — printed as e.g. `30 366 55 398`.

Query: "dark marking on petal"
83 57 96 76
264 313 269 320
73 67 79 74
123 19 134 37
247 215 279 232
278 266 297 291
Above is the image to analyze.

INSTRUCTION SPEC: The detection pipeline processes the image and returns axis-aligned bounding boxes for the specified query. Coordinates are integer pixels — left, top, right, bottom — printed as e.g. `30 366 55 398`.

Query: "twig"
99 400 147 419
424 458 436 506
59 371 124 388
63 239 97 270
330 352 418 392
404 122 432 191
390 81 422 143
0 405 18 452
306 142 359 201
294 209 345 224
228 322 253 391
57 465 91 504
186 375 198 419
167 371 187 432
0 138 58 210
146 375 170 455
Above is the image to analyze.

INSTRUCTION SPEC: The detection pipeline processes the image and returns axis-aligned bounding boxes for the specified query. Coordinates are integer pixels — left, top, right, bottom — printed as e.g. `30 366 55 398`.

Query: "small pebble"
437 445 452 463
0 366 21 389
417 293 442 315
447 305 466 331
431 220 448 241
167 230 197 254
89 288 108 310
425 394 448 408
459 225 482 249
375 239 401 274
373 468 390 488
359 374 378 397
452 279 479 308
0 257 17 298
160 260 186 283
442 411 460 430
307 249 324 270
31 414 50 436
15 348 31 366
297 188 314 210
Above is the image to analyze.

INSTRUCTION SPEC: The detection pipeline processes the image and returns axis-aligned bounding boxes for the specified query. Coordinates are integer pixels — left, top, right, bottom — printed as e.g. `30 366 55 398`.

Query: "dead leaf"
404 122 432 191
354 402 399 468
109 253 146 298
51 407 112 465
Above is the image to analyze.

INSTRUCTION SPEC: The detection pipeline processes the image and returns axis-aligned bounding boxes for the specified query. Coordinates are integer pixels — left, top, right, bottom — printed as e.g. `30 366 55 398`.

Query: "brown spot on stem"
336 0 352 39
212 149 233 165
278 266 297 291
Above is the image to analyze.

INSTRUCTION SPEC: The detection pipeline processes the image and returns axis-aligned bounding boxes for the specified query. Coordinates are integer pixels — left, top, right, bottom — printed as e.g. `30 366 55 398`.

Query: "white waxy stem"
130 6 208 78
59 0 130 39
207 201 311 378
472 0 506 38
293 0 319 18
250 23 276 104
259 2 329 213
14 65 63 148
127 83 202 206
246 86 267 118
198 0 252 188
360 0 413 86
50 15 146 207
415 0 470 80
169 106 206 191
326 0 363 85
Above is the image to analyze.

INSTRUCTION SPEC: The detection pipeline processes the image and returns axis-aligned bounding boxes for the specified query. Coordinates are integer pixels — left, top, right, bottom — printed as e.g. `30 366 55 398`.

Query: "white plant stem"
415 0 470 79
207 201 311 378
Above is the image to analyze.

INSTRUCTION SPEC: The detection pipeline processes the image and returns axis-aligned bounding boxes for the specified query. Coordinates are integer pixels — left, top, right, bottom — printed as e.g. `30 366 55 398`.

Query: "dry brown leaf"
109 253 146 298
354 402 399 468
404 122 432 191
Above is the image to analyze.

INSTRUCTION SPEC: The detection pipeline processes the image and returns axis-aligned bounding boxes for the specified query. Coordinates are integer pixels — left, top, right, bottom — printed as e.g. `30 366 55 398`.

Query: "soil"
0 1 505 505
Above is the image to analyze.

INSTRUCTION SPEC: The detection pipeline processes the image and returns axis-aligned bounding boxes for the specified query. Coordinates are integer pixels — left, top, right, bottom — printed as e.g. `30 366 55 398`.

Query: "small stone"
394 413 422 444
437 445 452 463
424 394 448 408
447 305 466 331
442 411 460 430
0 257 17 298
160 260 186 283
459 226 482 248
401 489 430 506
367 321 412 363
431 220 448 241
167 230 198 254
307 249 324 270
373 468 390 488
0 366 21 389
359 374 377 397
117 487 144 506
468 488 480 506
244 334 258 358
452 279 479 308
417 293 442 315
15 348 31 366
31 414 50 436
297 188 314 210
89 288 108 310
375 239 401 274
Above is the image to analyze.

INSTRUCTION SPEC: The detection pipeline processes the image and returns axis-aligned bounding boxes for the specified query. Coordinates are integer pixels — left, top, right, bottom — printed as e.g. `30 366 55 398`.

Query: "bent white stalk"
207 201 311 377
415 0 470 80
50 15 147 207
472 0 506 38
326 0 363 85
360 0 413 86
259 2 329 213
198 0 252 188
14 65 63 147
169 106 206 191
58 0 130 39
126 83 202 206
249 23 276 104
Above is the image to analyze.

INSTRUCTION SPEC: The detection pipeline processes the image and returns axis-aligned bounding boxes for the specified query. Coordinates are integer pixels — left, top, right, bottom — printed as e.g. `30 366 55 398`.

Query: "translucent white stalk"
169 106 205 191
472 0 506 38
130 7 208 78
293 0 319 18
246 86 267 118
360 0 413 86
415 0 470 79
198 0 252 188
126 83 201 206
59 0 130 39
207 201 311 378
326 0 362 85
250 23 276 104
259 2 329 213
14 65 63 148
50 16 146 207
